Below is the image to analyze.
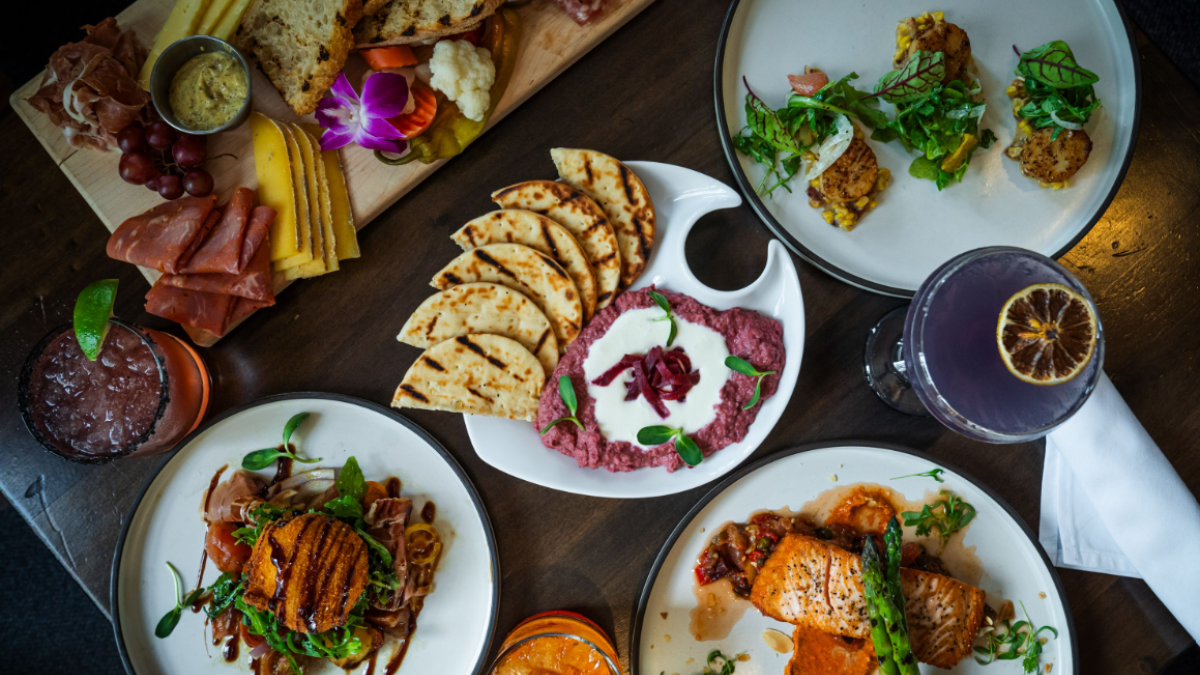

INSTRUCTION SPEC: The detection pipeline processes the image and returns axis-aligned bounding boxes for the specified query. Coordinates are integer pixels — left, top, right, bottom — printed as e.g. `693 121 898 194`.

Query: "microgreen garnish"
724 356 777 410
540 375 584 434
203 571 241 619
648 290 678 347
864 50 946 103
638 425 701 466
1012 41 1102 138
658 650 743 675
155 562 204 638
241 412 322 470
974 601 1058 673
891 467 946 483
901 490 976 550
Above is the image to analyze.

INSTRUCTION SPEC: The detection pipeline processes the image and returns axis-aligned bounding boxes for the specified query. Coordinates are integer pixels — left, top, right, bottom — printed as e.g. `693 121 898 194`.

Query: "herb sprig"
1013 42 1102 138
242 413 322 470
891 467 946 483
540 375 584 434
649 291 678 346
901 489 976 550
638 425 702 467
974 601 1058 673
154 562 204 638
724 356 777 410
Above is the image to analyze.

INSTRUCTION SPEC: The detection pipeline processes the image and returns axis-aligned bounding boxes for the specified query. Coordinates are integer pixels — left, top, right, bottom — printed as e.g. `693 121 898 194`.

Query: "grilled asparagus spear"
884 517 909 632
863 535 920 675
862 541 901 675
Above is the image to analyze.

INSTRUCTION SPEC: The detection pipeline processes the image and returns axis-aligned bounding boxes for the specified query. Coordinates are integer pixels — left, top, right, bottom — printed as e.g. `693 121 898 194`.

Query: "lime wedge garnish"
74 279 119 361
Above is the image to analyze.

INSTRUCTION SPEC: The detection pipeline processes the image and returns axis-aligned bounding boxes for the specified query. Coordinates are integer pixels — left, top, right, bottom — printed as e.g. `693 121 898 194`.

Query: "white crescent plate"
113 394 499 675
465 161 805 499
633 443 1078 675
717 0 1140 296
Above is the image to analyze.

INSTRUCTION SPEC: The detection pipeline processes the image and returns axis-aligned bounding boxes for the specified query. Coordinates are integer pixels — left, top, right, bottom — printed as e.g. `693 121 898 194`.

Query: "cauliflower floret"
429 40 496 122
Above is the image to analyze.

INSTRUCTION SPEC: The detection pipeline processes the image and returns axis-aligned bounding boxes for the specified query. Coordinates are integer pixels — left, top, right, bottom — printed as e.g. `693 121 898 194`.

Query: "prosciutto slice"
180 188 256 274
107 195 218 274
366 497 413 609
26 18 150 149
145 283 236 336
204 470 265 522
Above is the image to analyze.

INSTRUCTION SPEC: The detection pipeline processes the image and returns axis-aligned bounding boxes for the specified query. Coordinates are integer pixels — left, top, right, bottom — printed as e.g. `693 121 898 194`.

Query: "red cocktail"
19 319 210 462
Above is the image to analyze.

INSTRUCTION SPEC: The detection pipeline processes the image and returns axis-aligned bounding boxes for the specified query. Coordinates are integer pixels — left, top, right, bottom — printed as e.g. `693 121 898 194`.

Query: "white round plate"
465 161 805 499
717 0 1140 296
633 442 1078 675
113 394 499 675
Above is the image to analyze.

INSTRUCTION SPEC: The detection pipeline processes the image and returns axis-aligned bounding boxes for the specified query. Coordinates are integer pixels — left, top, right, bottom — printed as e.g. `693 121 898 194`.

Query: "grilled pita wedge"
399 282 559 375
431 244 583 347
451 210 598 321
491 180 622 310
551 148 656 289
392 334 544 421
354 0 504 47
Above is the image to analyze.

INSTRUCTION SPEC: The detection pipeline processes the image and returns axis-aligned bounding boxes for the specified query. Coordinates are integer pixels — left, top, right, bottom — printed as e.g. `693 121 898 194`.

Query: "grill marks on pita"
392 334 544 421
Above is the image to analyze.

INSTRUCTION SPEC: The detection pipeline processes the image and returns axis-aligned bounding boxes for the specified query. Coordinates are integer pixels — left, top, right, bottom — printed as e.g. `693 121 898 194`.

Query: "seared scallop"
820 138 879 204
909 22 972 84
1019 127 1093 183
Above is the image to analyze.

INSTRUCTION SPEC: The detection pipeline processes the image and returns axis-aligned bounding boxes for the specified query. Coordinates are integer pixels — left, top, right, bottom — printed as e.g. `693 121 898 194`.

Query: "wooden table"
1 2 1197 673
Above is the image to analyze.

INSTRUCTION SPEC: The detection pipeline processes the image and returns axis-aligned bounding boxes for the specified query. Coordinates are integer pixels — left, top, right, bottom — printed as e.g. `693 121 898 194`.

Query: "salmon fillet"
751 535 986 669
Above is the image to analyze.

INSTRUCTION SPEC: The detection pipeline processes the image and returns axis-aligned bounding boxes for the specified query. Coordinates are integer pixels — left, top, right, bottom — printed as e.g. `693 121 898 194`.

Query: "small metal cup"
149 35 252 135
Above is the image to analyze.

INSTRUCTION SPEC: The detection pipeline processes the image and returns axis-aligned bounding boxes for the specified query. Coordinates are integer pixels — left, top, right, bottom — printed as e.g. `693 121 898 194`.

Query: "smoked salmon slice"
751 534 986 669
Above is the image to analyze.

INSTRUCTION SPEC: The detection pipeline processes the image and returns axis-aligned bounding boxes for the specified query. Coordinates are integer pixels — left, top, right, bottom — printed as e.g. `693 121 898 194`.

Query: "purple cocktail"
865 247 1104 443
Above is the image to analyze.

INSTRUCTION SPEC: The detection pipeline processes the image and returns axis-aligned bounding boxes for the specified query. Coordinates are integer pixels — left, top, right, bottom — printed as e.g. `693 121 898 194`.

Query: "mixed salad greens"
1011 40 1102 137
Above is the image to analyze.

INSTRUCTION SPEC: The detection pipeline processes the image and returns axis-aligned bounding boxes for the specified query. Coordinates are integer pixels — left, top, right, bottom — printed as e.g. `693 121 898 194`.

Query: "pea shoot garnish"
540 375 584 434
901 489 976 551
638 425 702 466
891 467 946 483
155 562 204 638
725 356 777 410
974 601 1058 673
649 290 678 347
241 412 322 470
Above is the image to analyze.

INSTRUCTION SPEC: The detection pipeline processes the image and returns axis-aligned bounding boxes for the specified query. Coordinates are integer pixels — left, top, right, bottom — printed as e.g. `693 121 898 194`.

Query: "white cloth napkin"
1039 372 1200 640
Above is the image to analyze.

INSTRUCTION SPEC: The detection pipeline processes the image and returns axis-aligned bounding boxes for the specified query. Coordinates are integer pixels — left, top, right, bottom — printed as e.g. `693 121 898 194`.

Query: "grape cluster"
117 121 215 200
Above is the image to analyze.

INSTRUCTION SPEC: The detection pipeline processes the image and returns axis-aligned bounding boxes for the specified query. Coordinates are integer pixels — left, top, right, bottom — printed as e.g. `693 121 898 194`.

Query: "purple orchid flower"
315 71 410 153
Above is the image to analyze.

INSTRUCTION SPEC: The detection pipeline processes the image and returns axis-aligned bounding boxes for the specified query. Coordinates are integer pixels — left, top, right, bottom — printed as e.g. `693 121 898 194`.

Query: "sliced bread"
353 0 504 47
234 0 364 115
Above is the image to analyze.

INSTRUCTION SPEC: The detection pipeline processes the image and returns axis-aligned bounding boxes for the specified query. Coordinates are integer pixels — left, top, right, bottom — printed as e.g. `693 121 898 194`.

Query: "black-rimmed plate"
631 442 1078 674
112 393 499 675
716 0 1140 296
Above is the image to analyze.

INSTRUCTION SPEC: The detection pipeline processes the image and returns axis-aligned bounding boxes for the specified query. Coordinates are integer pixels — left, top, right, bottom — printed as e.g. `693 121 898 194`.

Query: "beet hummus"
536 287 785 472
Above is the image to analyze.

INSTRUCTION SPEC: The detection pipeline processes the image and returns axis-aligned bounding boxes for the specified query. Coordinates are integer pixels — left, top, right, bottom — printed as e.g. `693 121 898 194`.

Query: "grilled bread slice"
234 0 364 115
492 180 622 310
431 243 584 348
551 148 656 290
392 334 545 421
451 210 599 322
399 282 559 376
354 0 504 47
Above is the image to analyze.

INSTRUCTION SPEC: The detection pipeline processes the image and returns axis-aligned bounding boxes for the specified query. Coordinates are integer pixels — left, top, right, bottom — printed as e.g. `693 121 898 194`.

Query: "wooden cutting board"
10 0 655 346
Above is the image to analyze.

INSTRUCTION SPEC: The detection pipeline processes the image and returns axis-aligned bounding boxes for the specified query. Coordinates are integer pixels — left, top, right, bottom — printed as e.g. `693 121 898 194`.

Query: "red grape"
145 173 162 191
158 174 184 200
117 124 147 155
119 152 156 185
172 134 207 168
146 121 176 151
183 169 214 197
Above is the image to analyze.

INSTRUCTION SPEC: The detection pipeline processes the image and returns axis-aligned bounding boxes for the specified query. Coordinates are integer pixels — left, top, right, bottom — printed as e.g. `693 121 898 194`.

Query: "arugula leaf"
323 494 364 520
1016 40 1099 89
204 572 241 619
743 77 802 154
336 456 366 503
355 527 394 568
724 356 777 410
901 490 976 550
540 375 585 434
1015 75 1101 134
867 50 946 103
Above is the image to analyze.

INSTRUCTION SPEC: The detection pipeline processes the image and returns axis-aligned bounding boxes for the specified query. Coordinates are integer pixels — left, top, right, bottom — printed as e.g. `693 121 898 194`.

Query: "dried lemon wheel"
997 283 1098 385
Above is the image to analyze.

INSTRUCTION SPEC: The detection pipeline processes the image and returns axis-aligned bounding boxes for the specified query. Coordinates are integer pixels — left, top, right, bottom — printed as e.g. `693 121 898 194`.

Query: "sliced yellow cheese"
298 125 339 273
285 125 330 280
211 0 254 42
249 112 300 261
318 141 361 261
139 0 211 89
275 124 317 272
196 0 236 35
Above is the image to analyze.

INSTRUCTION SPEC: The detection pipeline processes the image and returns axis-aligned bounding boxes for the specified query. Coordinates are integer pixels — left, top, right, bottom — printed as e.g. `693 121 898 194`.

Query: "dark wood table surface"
2 2 1198 673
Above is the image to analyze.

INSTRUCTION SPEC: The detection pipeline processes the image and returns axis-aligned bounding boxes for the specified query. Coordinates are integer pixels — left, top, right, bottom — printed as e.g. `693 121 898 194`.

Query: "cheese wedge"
300 125 339 272
249 112 301 262
210 0 254 41
139 0 211 89
196 0 235 35
276 125 318 273
318 143 361 260
285 124 331 280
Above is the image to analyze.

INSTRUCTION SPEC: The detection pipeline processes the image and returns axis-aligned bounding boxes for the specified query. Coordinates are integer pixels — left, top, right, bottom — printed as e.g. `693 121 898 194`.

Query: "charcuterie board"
10 0 656 346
